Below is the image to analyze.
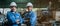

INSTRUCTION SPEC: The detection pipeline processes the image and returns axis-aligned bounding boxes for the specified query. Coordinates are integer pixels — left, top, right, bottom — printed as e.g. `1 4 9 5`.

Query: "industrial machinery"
0 14 5 26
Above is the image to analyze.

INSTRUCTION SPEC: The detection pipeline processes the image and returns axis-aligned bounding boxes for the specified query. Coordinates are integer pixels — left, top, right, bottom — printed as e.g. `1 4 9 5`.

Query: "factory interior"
0 0 60 26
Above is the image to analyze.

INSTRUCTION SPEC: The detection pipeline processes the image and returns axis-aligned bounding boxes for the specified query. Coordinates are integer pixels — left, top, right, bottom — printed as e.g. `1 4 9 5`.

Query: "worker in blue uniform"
23 2 37 26
7 2 23 26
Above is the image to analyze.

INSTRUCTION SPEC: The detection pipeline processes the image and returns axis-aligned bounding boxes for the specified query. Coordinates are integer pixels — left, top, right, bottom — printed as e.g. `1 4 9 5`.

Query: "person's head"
26 2 33 11
10 6 17 12
10 2 17 12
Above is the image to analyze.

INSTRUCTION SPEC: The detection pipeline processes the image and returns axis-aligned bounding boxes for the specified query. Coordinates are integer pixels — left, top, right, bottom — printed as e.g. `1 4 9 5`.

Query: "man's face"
27 6 32 11
10 6 16 12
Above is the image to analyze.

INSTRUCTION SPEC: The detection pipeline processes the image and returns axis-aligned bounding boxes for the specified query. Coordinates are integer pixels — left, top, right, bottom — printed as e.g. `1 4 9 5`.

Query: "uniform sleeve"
30 12 37 24
18 13 24 24
7 12 16 23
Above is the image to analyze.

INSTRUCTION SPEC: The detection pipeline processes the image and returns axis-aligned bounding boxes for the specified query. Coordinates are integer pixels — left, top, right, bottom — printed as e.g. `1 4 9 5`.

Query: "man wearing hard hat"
7 2 23 26
23 2 37 26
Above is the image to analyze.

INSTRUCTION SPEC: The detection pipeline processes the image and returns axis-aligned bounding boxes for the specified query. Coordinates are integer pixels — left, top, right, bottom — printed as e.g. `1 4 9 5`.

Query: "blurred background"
0 0 60 26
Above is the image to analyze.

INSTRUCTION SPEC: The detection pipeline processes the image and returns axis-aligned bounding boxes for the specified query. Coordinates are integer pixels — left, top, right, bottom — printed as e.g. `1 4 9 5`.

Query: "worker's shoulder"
31 11 37 16
31 11 36 14
7 11 11 14
6 11 11 15
16 12 20 14
30 11 36 15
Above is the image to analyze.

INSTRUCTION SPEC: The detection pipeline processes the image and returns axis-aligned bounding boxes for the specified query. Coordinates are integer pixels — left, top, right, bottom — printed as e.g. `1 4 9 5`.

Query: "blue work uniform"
7 11 23 26
24 11 37 26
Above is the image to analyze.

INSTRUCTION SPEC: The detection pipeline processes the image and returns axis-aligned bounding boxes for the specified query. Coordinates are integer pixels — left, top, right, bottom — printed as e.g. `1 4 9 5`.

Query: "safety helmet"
26 2 33 7
10 2 17 6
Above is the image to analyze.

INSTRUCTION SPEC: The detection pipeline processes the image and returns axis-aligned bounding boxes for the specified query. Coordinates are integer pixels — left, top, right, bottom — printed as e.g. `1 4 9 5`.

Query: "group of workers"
6 2 37 26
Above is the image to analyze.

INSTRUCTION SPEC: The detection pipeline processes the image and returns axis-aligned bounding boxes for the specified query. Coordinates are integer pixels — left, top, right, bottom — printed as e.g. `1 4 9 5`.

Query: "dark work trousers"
26 22 31 26
18 23 21 26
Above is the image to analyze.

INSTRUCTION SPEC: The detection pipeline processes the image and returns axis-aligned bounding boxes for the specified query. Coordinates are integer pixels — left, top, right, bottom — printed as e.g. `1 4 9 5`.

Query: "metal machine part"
0 14 5 26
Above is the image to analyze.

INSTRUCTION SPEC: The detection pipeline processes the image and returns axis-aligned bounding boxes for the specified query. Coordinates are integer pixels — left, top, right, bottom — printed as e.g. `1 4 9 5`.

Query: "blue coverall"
24 11 37 26
7 11 23 26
